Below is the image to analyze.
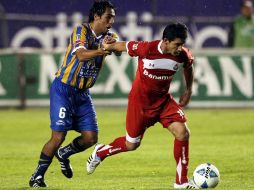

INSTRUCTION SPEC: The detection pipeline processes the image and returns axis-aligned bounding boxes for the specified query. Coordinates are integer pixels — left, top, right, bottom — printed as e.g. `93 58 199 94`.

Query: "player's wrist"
103 44 113 51
98 48 111 56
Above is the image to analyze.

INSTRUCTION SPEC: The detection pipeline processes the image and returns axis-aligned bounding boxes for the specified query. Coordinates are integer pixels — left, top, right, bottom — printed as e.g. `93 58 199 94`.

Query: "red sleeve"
126 41 150 58
182 47 194 68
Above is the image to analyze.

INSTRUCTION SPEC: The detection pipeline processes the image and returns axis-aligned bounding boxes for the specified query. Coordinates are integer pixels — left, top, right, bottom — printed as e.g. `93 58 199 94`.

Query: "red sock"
96 136 128 160
174 139 189 184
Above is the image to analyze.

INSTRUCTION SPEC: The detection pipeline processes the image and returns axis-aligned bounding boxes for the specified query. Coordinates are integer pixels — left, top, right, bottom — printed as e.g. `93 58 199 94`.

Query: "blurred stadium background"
0 0 253 108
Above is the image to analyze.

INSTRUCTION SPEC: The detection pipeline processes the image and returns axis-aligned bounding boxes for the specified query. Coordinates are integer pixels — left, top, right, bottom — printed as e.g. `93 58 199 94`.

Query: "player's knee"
126 142 140 151
170 122 190 141
79 131 98 148
176 128 190 141
80 136 97 148
51 132 66 146
183 129 190 140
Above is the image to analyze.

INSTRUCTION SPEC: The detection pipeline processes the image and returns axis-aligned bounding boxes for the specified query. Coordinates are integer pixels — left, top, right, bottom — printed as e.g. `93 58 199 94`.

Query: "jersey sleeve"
106 31 120 42
111 32 119 42
71 26 88 55
182 47 194 68
126 41 150 58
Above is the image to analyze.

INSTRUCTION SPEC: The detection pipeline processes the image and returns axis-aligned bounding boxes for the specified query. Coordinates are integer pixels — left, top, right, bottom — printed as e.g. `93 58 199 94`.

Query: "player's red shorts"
125 95 187 143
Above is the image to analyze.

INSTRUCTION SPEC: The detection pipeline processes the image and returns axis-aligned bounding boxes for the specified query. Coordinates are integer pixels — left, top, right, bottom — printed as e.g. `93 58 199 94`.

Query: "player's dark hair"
88 0 115 23
162 23 188 42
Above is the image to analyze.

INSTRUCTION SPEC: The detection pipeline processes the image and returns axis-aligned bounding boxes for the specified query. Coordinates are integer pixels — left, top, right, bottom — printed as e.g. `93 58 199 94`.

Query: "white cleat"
174 179 199 189
86 144 104 174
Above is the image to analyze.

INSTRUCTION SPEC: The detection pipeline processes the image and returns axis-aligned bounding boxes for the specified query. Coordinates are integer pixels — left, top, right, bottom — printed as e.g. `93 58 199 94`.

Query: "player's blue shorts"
50 78 98 132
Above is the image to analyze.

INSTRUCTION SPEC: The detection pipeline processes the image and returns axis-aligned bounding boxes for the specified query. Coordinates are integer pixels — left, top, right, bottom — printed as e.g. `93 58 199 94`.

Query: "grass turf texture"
0 108 254 190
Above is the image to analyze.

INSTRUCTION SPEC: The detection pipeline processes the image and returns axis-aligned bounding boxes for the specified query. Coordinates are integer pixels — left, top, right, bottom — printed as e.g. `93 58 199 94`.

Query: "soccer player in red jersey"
87 23 198 189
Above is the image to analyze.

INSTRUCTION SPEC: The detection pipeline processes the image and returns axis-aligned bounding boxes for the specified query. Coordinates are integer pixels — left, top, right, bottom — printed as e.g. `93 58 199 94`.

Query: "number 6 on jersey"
59 107 66 119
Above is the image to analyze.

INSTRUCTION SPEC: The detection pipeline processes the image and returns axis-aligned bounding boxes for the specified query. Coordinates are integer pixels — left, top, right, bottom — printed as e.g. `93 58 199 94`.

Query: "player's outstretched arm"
179 65 194 107
103 41 127 53
75 48 111 62
103 35 123 56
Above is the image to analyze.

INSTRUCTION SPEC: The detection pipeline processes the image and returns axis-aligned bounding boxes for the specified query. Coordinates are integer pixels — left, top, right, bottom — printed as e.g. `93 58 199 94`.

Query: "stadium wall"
0 0 246 49
0 48 253 108
0 0 253 108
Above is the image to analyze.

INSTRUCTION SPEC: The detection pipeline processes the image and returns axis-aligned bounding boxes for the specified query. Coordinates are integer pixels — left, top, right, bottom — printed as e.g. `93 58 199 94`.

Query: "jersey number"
59 107 66 119
177 109 184 118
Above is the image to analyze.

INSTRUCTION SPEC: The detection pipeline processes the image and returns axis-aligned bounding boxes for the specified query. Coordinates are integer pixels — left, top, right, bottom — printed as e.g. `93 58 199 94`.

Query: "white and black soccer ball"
193 163 220 188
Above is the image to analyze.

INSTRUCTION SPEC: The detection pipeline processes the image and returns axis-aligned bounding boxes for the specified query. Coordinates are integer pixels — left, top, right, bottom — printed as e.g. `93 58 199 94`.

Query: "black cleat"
55 149 73 178
29 175 47 188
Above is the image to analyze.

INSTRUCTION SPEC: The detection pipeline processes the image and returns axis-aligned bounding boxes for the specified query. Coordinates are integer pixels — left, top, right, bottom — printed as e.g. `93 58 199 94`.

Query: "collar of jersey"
157 40 163 54
89 24 103 39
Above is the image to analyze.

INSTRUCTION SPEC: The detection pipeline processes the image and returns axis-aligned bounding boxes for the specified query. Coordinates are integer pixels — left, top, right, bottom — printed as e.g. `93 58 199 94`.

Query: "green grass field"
0 108 254 190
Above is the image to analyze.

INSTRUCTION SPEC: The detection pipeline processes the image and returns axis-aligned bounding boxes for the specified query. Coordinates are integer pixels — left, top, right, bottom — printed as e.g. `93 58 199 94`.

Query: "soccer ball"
193 163 220 188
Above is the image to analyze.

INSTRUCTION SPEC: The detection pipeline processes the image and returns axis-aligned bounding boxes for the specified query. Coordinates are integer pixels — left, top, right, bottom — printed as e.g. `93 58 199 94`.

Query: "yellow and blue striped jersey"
56 23 118 90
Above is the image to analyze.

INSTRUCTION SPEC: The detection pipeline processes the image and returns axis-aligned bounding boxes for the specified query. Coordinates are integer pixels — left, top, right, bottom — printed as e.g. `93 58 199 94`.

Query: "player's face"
96 7 115 34
164 38 185 56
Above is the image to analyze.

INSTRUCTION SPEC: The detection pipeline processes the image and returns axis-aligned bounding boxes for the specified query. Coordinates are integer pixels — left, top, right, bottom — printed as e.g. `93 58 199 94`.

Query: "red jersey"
126 40 194 109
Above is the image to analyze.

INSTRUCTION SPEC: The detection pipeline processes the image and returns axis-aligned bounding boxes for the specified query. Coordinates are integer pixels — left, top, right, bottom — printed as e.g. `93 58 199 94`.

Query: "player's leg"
29 130 66 187
56 131 97 178
168 122 190 184
57 90 99 174
29 78 74 187
86 134 142 174
93 132 143 161
160 97 198 189
92 133 141 159
169 122 198 189
86 101 146 174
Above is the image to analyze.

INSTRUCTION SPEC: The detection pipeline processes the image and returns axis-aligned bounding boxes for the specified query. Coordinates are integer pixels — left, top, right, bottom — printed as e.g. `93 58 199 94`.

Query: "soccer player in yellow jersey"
29 1 118 187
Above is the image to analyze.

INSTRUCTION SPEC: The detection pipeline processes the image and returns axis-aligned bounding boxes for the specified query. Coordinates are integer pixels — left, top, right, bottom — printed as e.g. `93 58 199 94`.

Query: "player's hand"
104 35 116 44
99 47 111 56
102 43 111 51
178 89 192 107
102 36 116 52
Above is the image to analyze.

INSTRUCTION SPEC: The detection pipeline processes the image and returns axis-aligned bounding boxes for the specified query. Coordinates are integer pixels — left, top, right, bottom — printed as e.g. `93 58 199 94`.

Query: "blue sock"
32 152 52 179
58 137 85 160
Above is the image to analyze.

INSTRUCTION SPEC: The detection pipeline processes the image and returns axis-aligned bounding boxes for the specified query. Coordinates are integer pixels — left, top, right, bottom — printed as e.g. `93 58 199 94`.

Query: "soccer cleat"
174 179 199 189
86 144 104 174
29 175 47 188
55 149 73 178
